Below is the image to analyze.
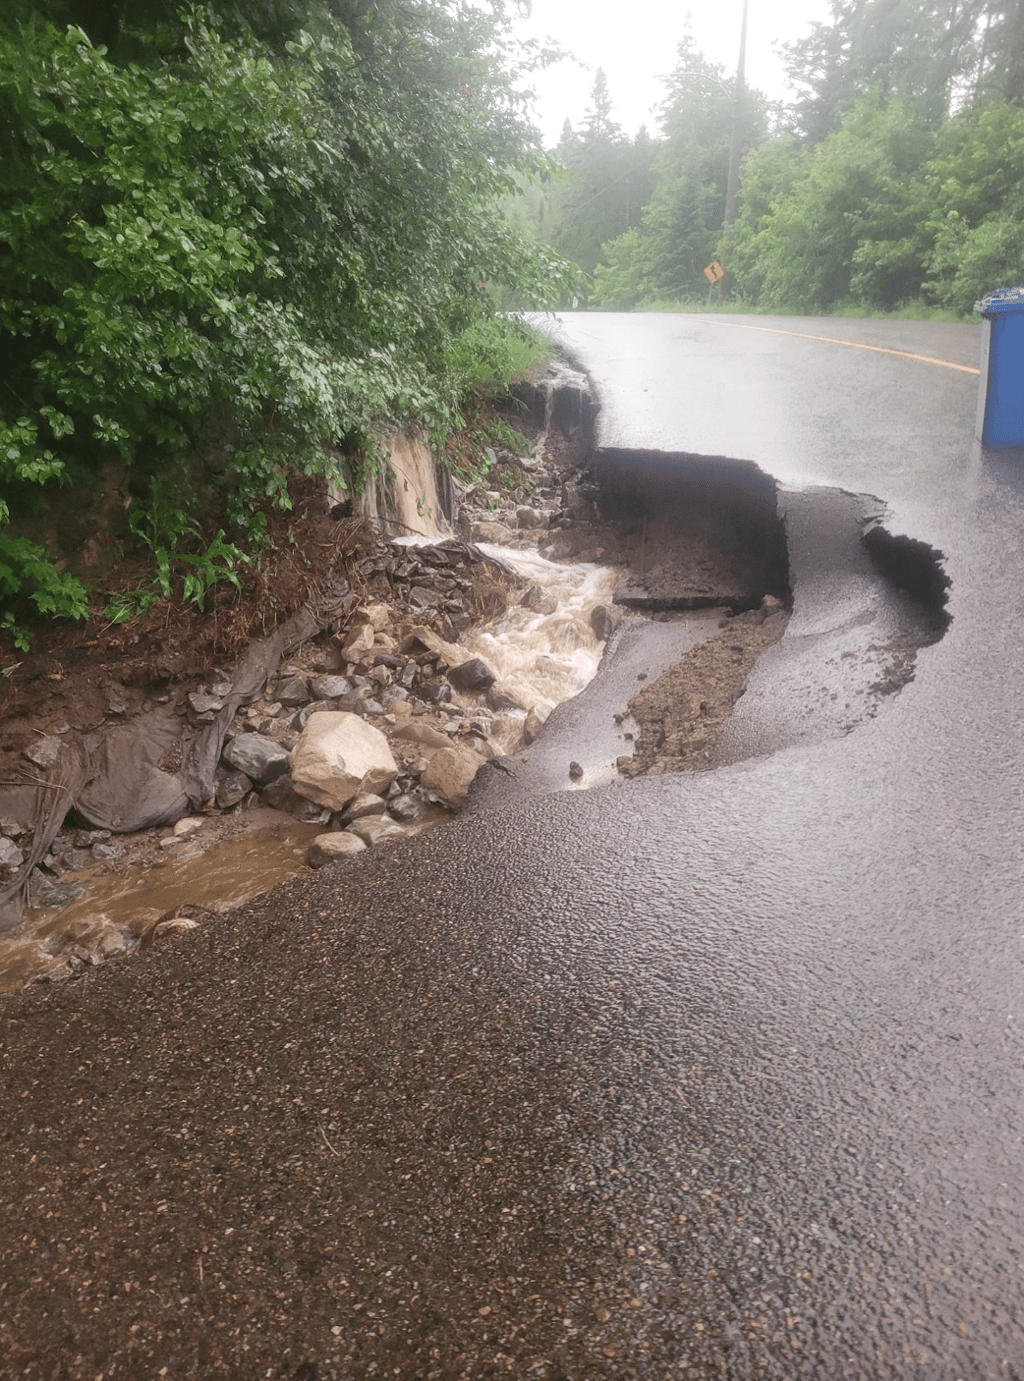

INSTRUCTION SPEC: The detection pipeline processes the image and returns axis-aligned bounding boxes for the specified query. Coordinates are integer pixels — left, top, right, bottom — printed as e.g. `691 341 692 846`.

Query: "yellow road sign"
704 261 726 284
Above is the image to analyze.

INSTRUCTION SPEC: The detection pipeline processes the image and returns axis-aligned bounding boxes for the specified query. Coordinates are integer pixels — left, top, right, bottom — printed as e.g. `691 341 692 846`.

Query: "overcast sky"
511 0 835 145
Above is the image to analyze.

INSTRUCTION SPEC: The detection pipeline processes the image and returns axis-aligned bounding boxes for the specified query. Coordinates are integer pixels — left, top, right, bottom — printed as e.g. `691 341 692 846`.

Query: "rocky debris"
260 775 329 822
306 832 367 867
420 744 485 811
1 380 606 974
0 837 24 871
347 814 409 847
215 768 252 809
290 712 398 812
23 735 64 770
589 604 621 642
448 657 496 693
222 732 291 784
187 689 223 717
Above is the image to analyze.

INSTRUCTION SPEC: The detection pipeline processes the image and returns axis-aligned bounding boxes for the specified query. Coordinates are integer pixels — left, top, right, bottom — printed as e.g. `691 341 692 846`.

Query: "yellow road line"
695 316 981 375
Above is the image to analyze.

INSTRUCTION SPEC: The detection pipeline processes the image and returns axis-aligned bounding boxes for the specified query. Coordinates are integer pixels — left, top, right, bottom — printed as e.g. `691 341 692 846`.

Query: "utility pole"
724 0 750 229
719 0 750 301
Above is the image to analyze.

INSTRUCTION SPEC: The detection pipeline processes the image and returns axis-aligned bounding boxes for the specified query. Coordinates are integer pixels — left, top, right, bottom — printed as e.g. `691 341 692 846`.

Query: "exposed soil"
621 604 790 776
1 381 791 997
0 383 801 1379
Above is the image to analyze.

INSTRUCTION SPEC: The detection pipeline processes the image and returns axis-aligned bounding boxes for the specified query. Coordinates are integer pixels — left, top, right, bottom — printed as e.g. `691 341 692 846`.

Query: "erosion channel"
0 363 949 994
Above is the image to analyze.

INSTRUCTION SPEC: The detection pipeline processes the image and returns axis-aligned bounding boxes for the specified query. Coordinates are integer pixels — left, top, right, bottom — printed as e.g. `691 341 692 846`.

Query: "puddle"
0 811 326 993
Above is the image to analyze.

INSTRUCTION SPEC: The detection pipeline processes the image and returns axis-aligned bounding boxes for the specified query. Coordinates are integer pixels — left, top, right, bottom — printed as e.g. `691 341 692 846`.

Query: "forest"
3 0 1022 645
523 0 1024 316
0 0 576 644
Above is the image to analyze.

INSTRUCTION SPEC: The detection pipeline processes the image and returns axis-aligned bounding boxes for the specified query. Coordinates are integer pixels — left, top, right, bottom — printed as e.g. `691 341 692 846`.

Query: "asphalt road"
3 314 1024 1380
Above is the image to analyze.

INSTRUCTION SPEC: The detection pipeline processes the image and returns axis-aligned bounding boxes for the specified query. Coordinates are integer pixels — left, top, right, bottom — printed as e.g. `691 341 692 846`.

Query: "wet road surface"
3 314 1024 1379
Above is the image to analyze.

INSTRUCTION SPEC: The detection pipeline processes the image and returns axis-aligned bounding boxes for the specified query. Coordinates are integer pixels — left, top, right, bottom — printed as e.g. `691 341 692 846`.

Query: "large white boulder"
290 712 398 811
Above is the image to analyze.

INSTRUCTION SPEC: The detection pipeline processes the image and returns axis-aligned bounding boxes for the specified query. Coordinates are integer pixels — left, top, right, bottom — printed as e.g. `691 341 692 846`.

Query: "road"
3 313 1024 1380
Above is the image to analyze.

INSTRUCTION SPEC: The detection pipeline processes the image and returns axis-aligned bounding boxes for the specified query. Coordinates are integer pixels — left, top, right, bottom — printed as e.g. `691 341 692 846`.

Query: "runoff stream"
0 545 628 994
0 420 952 994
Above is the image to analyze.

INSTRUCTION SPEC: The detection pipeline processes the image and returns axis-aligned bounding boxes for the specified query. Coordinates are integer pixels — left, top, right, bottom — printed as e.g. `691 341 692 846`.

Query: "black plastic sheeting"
0 605 318 933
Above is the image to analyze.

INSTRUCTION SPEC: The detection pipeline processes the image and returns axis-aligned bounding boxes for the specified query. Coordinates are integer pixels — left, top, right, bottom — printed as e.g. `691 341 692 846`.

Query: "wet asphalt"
4 314 1024 1379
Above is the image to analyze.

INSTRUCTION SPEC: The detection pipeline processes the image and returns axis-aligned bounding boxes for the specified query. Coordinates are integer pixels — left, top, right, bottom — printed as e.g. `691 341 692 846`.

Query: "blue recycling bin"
975 287 1024 448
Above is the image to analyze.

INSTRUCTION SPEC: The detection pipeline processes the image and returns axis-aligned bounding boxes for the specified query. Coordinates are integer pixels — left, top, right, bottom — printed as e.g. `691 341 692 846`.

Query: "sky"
511 0 835 146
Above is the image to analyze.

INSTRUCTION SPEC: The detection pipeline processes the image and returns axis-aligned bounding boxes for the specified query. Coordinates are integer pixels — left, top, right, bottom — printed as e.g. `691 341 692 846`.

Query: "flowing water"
0 547 622 992
460 544 620 752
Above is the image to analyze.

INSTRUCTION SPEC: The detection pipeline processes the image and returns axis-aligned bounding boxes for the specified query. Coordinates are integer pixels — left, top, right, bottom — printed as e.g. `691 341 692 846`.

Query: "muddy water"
0 810 327 994
0 549 623 993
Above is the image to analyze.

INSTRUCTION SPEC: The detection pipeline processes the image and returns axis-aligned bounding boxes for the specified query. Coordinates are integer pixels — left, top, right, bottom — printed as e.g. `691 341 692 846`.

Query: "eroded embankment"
525 441 953 784
0 362 955 991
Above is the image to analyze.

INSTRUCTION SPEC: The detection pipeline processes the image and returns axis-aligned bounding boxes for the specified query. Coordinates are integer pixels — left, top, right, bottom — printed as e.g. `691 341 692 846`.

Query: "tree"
591 35 768 307
538 71 656 280
729 100 935 312
781 0 1023 142
0 1 576 636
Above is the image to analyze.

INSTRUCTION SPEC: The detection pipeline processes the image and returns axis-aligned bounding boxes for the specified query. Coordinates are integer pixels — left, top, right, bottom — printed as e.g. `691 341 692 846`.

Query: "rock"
339 792 389 825
310 674 351 700
215 770 252 809
388 792 425 823
757 594 785 623
0 816 26 838
357 602 392 633
173 816 204 838
347 815 409 847
0 837 24 870
568 761 584 780
290 711 398 811
589 604 620 642
36 880 86 908
274 673 311 706
408 587 437 610
470 521 514 544
222 732 291 784
523 707 546 744
260 775 329 822
23 735 63 770
394 721 452 751
516 506 544 528
62 848 89 872
73 828 111 848
188 690 223 715
92 841 124 863
448 657 496 693
306 832 367 867
488 686 526 713
96 928 131 959
418 679 452 705
339 622 375 660
420 745 483 811
521 584 548 611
